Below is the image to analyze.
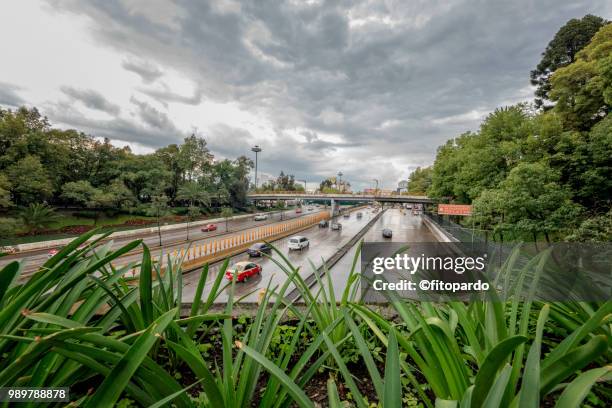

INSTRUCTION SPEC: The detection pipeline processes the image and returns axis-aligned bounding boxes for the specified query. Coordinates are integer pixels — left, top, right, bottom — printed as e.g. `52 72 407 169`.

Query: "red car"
225 261 262 282
201 223 218 232
47 248 60 258
295 208 302 213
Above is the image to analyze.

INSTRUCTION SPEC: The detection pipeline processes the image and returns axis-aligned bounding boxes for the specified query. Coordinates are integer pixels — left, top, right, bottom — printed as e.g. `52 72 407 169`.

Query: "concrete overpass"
248 192 434 204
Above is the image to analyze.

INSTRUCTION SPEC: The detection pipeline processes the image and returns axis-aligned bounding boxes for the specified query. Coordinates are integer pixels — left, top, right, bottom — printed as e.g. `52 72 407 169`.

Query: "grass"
0 231 610 407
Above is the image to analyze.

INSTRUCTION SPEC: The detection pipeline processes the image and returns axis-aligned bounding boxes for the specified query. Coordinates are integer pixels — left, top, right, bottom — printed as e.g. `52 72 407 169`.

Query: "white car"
288 236 310 250
254 214 268 221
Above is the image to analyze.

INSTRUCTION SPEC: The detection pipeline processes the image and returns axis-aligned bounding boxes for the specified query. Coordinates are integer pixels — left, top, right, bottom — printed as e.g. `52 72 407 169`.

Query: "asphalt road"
181 208 376 303
1 207 328 276
313 208 438 298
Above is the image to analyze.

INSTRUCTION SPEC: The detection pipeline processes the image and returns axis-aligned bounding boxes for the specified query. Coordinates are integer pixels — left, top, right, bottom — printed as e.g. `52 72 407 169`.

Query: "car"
295 208 302 213
307 207 313 211
254 214 268 221
343 213 350 219
226 261 262 282
356 212 363 218
47 248 60 258
201 223 217 232
318 220 329 228
382 228 393 238
0 246 16 255
331 222 342 230
288 236 310 250
247 242 272 257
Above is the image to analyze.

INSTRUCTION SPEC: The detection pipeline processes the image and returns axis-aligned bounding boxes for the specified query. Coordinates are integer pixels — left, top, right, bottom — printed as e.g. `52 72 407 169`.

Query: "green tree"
0 173 12 208
61 180 98 207
0 217 20 237
475 163 582 242
220 207 233 232
18 203 60 234
177 181 211 240
549 23 612 129
147 194 169 246
6 155 53 205
531 14 607 109
407 166 432 194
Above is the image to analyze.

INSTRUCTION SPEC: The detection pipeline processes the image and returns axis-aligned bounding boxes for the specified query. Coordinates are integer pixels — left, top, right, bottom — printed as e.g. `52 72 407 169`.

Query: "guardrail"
126 211 331 276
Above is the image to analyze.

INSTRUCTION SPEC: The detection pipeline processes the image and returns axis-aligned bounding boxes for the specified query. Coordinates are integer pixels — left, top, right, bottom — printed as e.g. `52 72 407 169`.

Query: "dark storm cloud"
122 58 164 83
45 0 612 187
46 100 182 147
0 82 25 107
60 86 121 115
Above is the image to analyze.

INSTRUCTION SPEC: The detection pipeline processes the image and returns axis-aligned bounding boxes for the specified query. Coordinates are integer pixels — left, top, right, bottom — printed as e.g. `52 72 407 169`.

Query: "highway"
299 208 437 299
182 207 438 304
182 208 377 303
1 207 325 276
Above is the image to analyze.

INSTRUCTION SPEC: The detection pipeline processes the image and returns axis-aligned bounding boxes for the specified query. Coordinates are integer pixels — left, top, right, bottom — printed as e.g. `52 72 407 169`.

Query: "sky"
0 0 610 191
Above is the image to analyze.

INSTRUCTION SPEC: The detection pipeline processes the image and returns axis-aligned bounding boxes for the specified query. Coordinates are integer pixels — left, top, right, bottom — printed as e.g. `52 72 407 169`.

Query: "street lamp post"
251 145 262 190
337 171 343 193
373 179 379 196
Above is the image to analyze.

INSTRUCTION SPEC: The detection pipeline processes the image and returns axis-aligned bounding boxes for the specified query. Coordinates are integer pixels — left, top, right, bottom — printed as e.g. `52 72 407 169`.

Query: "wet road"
182 209 376 303
314 208 438 298
2 207 327 276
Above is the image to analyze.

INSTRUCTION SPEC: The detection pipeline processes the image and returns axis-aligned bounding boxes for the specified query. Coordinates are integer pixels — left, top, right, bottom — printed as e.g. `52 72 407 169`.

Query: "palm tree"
177 182 211 240
18 203 61 234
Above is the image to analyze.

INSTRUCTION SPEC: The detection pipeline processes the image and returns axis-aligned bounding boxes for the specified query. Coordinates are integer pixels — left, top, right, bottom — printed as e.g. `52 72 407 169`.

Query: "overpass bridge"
248 192 434 208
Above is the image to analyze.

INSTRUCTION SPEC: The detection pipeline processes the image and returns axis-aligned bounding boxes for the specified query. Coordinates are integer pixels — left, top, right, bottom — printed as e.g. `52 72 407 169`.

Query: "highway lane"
1 207 329 275
182 209 375 303
314 208 438 298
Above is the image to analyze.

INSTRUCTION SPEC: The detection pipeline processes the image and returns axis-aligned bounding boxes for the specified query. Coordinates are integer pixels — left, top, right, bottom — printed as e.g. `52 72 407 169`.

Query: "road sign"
438 204 472 216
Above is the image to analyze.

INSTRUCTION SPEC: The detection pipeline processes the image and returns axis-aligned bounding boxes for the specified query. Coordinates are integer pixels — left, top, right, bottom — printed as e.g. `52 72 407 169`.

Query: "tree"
6 155 53 205
220 207 233 232
549 23 612 130
177 181 210 240
531 14 607 109
147 195 169 246
18 203 61 234
0 173 12 208
565 209 612 242
61 180 98 207
475 163 582 242
407 167 432 195
0 217 20 237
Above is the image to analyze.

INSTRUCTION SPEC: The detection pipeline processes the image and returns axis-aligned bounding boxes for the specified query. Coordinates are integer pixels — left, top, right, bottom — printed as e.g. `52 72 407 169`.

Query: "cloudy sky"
1 0 610 191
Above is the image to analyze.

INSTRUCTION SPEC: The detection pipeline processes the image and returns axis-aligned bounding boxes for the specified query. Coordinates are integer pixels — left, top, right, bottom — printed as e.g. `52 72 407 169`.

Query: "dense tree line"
426 18 611 241
0 108 253 234
258 171 304 192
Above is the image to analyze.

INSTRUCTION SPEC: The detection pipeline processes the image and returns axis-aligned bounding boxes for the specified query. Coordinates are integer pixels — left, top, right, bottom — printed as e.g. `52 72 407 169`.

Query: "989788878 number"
0 387 69 402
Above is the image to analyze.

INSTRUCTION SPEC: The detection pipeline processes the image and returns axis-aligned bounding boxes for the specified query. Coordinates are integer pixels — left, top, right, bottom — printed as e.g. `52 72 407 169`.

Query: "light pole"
373 179 379 196
251 145 262 190
337 171 343 192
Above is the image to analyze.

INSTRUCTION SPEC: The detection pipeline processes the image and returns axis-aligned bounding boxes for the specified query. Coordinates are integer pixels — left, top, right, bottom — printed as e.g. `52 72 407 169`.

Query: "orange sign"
438 204 472 216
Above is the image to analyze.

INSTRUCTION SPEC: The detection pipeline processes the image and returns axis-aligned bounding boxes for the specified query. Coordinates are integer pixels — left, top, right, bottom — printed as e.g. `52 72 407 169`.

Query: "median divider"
147 211 332 274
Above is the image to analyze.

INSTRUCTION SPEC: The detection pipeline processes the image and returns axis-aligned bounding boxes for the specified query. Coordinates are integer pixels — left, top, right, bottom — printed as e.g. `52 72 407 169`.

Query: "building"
398 180 408 192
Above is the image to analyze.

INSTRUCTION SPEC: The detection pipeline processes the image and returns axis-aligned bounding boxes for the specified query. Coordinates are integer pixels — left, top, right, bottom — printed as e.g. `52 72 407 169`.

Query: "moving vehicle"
201 223 217 232
47 248 60 258
307 207 313 211
288 236 310 250
295 208 302 214
343 213 350 219
382 228 393 238
356 212 363 218
0 246 16 255
331 222 342 230
318 220 329 228
247 242 272 257
226 261 262 282
254 214 268 221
